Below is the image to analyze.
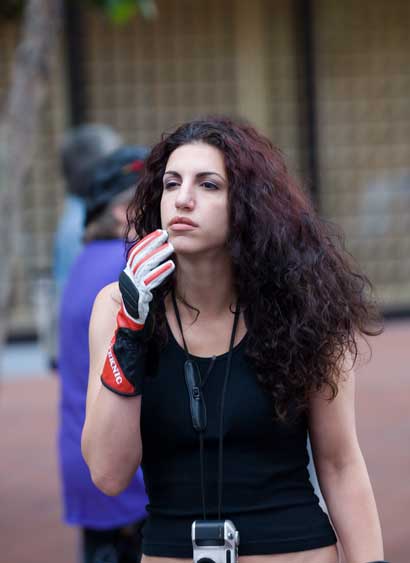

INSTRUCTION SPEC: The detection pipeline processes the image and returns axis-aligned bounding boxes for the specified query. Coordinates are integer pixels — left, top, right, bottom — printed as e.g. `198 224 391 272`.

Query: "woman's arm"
81 282 142 496
309 363 384 563
82 231 174 496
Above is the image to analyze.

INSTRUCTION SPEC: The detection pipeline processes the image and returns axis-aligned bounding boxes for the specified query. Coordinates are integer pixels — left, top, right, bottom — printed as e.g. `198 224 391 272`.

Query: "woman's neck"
174 253 236 319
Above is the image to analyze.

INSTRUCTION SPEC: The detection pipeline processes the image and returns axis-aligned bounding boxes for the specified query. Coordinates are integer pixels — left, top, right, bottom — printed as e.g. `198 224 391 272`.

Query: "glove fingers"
132 241 174 276
128 229 168 270
128 231 161 267
144 259 175 291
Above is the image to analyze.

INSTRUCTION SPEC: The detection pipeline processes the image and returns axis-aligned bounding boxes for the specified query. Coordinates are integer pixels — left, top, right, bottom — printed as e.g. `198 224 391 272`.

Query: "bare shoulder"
93 281 121 313
90 282 121 343
308 360 359 466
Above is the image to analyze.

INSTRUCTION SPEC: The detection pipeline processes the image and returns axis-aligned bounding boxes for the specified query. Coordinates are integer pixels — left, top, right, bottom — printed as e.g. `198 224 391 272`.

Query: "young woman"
82 117 386 563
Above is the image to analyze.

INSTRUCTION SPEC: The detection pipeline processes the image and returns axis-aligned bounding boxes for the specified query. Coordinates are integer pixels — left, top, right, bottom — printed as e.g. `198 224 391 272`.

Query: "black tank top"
140 325 336 557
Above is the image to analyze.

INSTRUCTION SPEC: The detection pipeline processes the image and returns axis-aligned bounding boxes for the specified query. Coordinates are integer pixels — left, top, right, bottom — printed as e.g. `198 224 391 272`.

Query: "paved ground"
0 320 409 563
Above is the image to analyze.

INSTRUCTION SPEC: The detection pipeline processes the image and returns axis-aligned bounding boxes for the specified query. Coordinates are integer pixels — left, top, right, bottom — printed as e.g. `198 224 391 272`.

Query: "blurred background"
0 0 409 562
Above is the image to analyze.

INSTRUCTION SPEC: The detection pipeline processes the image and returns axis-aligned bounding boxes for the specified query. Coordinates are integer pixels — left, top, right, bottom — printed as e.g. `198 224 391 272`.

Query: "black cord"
172 291 190 357
201 355 216 388
199 433 206 520
172 291 208 518
171 290 239 521
217 306 240 519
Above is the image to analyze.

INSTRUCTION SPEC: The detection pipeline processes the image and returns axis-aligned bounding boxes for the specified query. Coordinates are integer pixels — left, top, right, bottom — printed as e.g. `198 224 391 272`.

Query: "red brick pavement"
0 320 409 563
0 372 77 563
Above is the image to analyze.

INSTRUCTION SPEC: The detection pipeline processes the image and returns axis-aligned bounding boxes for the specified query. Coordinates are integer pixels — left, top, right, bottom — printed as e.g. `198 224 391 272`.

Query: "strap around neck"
171 290 190 360
171 289 240 359
171 288 241 520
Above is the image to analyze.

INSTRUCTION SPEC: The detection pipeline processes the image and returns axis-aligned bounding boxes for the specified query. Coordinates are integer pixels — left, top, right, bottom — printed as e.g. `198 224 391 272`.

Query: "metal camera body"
192 520 240 563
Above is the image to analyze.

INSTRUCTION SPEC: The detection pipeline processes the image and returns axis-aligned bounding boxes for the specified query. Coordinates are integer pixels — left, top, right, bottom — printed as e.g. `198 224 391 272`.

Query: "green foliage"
0 0 157 24
91 0 157 23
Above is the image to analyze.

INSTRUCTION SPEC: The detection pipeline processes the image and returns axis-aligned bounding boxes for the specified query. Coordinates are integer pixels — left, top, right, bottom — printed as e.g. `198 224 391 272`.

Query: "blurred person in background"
55 124 123 291
58 146 149 563
44 125 123 370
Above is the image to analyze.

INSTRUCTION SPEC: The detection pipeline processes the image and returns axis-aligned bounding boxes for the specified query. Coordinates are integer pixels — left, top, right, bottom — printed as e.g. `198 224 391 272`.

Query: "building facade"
1 0 409 336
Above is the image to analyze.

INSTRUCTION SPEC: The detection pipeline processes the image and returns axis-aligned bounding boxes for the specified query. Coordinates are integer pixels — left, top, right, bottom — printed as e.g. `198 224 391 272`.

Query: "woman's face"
160 142 229 256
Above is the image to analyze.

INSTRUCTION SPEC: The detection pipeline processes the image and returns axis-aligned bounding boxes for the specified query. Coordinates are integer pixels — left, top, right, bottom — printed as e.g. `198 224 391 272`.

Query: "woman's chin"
168 232 225 257
170 238 200 255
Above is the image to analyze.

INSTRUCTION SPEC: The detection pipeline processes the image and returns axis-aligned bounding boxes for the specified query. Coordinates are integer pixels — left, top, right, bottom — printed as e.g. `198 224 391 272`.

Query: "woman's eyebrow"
163 170 227 183
196 171 226 182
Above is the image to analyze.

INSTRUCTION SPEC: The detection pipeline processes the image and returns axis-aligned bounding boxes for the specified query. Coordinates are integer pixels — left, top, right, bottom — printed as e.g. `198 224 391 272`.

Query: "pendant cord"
171 291 190 357
171 290 239 520
217 307 239 519
199 433 206 520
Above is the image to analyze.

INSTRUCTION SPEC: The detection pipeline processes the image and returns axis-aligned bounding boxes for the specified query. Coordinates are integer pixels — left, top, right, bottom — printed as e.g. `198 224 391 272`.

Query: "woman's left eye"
201 181 218 190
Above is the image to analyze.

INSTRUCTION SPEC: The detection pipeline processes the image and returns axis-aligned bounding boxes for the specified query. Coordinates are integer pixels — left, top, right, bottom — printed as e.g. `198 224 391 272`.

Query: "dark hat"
84 145 149 226
60 124 123 197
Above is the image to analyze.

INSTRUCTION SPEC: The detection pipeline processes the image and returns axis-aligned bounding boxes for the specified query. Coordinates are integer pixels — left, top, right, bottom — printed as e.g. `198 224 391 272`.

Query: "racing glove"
101 229 175 396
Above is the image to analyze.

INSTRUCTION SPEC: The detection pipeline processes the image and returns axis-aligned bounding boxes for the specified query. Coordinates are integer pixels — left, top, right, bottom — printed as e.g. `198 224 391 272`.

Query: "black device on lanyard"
171 291 241 563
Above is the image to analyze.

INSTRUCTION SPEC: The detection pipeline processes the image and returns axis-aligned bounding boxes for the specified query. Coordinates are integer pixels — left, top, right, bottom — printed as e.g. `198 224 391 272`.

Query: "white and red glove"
101 229 175 396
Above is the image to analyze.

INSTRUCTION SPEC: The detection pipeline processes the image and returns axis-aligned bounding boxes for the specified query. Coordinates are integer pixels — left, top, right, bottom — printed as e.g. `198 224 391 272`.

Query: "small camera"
192 520 239 563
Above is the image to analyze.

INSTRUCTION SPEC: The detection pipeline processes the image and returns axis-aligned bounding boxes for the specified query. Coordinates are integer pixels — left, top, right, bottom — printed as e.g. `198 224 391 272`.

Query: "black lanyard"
171 290 240 520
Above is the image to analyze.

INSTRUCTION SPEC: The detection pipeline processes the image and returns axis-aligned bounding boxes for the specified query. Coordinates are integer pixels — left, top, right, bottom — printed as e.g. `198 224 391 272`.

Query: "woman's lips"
168 217 198 231
169 223 197 231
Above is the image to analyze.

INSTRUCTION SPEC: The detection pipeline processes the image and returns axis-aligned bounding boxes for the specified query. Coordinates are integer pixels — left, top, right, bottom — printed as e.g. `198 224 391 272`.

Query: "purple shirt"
58 239 148 529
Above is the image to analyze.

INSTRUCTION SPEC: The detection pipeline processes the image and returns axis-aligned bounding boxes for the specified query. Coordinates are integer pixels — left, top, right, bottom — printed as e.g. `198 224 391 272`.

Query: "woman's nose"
175 183 195 210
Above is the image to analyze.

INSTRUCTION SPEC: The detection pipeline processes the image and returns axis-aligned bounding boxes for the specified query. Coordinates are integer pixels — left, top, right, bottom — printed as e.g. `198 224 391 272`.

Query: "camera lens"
197 558 216 563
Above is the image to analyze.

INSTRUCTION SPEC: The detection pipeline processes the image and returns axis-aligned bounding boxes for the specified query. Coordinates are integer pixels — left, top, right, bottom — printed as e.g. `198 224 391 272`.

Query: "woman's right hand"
118 229 175 330
101 229 174 396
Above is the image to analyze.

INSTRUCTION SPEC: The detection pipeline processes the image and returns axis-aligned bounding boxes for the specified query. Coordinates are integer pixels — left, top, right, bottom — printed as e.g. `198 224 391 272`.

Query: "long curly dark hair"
127 116 382 419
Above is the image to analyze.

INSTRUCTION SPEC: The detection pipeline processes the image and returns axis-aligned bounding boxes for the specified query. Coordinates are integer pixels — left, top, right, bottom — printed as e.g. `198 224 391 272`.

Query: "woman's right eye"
164 181 179 190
